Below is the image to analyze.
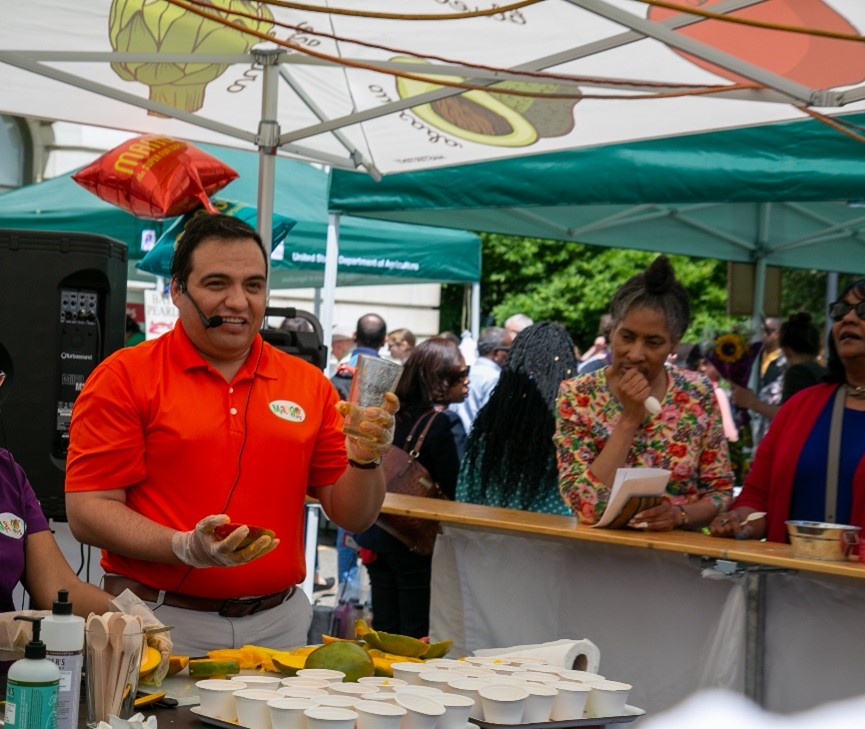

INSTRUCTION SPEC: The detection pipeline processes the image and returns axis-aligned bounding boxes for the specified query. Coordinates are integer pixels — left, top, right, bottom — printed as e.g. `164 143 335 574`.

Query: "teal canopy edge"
0 144 481 287
329 113 865 212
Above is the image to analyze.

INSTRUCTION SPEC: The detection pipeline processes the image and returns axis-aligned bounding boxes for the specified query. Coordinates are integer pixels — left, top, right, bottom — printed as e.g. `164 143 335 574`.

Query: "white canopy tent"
4 1 865 341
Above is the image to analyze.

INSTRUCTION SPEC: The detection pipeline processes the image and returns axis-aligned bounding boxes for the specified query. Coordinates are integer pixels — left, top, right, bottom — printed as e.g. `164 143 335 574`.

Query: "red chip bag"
72 135 238 219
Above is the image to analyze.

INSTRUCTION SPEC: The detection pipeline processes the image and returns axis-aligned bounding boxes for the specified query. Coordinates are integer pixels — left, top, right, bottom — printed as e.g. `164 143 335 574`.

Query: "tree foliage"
441 235 858 353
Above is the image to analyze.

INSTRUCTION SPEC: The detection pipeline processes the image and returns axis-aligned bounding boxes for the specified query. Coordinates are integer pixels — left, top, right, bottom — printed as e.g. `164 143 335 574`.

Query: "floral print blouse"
555 367 734 524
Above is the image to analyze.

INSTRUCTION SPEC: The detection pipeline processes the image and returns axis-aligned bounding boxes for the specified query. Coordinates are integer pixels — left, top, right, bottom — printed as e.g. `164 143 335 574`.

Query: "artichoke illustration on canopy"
108 0 274 113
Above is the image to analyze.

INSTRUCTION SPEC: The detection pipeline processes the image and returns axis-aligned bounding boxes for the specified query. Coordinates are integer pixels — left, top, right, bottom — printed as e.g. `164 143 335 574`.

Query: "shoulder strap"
403 409 441 459
824 385 847 523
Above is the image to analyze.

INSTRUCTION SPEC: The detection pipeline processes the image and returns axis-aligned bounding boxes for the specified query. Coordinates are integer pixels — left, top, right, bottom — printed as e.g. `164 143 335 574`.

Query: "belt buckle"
218 595 265 618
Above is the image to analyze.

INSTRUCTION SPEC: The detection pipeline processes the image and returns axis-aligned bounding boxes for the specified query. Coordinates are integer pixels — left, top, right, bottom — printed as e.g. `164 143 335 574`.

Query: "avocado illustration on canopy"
108 0 275 113
395 57 581 147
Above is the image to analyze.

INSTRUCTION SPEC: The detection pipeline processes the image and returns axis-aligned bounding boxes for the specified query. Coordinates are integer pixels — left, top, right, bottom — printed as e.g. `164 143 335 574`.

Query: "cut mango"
166 655 189 677
364 629 429 658
422 640 453 659
138 646 161 678
188 658 240 679
271 652 307 676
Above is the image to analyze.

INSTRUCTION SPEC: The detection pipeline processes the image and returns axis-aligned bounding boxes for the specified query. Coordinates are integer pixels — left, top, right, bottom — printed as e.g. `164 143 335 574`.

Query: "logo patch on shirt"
0 512 25 539
269 400 306 422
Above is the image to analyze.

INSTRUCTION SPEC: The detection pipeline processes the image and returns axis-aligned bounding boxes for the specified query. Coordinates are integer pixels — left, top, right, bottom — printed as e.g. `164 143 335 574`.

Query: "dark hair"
608 255 691 341
461 322 578 509
477 327 509 357
825 279 865 384
355 313 387 349
170 213 268 286
395 337 464 416
779 312 821 356
125 315 141 334
279 317 313 333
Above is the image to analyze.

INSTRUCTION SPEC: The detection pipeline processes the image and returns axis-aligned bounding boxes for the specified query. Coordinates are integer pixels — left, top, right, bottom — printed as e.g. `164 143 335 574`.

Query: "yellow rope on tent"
636 0 865 43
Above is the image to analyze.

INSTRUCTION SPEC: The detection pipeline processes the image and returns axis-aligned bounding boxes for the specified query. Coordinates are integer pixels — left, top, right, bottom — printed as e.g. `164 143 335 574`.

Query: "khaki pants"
141 589 312 656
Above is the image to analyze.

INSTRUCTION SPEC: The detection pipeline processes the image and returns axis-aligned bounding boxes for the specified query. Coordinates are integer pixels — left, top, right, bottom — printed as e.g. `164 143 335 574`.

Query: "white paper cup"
234 688 283 729
232 675 282 691
360 691 400 703
523 664 562 675
464 656 514 666
395 693 446 729
584 680 632 718
418 670 457 690
435 692 475 729
297 669 346 682
281 677 333 689
314 695 358 708
522 683 558 722
268 697 317 729
329 682 372 697
196 679 245 722
549 681 592 720
394 685 444 697
421 659 465 669
278 686 330 699
506 657 549 667
446 677 486 720
353 699 406 729
511 671 560 685
479 684 528 725
303 706 358 729
557 668 606 683
357 676 405 688
390 662 429 685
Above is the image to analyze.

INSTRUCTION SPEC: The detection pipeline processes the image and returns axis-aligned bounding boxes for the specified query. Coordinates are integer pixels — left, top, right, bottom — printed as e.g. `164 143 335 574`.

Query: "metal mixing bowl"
785 520 861 562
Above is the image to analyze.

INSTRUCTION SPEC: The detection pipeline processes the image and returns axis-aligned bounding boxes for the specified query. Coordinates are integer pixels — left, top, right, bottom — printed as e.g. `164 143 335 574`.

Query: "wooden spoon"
111 617 143 716
86 614 111 724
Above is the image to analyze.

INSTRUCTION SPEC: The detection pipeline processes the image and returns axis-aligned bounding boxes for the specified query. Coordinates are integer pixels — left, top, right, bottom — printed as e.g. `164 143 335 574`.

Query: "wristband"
348 458 381 469
677 505 688 527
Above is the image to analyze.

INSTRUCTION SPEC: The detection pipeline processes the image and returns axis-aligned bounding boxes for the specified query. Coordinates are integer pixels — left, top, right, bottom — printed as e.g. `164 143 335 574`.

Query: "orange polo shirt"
65 322 347 598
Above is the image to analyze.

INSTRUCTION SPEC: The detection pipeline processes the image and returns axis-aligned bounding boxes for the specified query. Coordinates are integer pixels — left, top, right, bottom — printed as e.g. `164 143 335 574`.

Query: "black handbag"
377 409 449 556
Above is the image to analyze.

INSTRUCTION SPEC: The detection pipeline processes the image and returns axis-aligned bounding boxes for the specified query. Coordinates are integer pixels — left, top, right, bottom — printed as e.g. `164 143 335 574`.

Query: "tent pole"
471 282 481 342
323 212 340 375
254 47 281 292
826 272 839 347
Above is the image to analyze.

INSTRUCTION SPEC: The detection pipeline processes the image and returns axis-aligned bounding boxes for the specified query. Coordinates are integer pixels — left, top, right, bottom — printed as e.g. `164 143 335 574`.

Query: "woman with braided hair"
456 322 578 515
555 255 734 530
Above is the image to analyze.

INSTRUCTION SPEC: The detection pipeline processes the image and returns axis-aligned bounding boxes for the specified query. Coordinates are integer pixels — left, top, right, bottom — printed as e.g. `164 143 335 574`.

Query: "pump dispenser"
4 616 60 729
42 589 85 729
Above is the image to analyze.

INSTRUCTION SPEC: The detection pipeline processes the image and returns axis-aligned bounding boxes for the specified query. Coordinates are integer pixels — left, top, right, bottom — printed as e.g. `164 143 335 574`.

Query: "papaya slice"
354 617 373 638
188 658 240 679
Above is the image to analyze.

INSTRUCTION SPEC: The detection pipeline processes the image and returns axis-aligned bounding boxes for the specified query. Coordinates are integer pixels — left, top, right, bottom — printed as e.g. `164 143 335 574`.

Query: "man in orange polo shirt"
65 214 395 655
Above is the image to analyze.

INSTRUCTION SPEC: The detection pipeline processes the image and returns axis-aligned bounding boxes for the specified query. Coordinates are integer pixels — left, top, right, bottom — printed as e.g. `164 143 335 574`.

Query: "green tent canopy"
0 144 481 288
329 114 865 276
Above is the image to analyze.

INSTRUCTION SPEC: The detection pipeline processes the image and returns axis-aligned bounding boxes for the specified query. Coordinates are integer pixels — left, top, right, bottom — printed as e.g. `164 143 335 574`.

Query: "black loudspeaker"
0 229 127 520
260 307 328 371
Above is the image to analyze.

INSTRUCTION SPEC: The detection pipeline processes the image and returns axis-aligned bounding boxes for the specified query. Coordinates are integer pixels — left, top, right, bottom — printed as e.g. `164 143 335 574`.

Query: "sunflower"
714 333 748 364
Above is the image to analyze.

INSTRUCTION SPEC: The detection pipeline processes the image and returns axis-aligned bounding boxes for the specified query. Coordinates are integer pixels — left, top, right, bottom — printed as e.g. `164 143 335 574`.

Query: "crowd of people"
4 216 864 656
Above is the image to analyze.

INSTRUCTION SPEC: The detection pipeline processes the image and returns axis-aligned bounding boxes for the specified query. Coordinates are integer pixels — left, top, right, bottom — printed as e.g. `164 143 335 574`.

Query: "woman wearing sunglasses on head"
711 279 865 541
355 337 468 638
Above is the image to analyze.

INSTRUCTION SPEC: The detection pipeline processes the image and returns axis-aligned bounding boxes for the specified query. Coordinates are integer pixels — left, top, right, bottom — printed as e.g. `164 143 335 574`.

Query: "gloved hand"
0 610 50 662
171 514 279 569
337 392 399 464
109 589 173 686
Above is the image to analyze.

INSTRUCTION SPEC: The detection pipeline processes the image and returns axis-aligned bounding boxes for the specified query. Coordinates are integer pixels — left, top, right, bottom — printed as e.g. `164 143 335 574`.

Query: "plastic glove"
0 610 50 661
109 589 172 686
171 514 279 569
337 392 399 464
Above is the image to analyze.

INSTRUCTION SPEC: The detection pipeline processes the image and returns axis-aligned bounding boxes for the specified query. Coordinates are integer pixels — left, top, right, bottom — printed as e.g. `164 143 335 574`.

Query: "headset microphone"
180 283 224 329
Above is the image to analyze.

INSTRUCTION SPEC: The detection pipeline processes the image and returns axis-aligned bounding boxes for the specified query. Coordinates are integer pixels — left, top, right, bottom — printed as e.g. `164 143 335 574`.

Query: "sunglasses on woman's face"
445 367 470 384
829 299 865 322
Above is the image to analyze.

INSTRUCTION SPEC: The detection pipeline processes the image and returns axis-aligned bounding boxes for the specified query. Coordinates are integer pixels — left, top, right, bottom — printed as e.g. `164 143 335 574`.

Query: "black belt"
104 575 296 618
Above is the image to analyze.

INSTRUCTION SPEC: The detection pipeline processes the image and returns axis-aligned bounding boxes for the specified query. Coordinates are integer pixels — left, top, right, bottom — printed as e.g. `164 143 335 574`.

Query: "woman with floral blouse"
554 256 734 530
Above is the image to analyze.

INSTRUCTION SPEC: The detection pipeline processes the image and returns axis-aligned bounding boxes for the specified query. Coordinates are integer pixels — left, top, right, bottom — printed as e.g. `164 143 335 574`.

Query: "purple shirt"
0 449 50 612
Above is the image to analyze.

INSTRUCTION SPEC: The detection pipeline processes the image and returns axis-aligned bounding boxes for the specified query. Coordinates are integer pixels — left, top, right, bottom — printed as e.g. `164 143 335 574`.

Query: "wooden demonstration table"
380 494 865 718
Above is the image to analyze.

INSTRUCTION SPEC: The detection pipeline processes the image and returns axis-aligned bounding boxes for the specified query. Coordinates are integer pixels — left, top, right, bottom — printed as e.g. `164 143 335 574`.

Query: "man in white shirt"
451 326 511 433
